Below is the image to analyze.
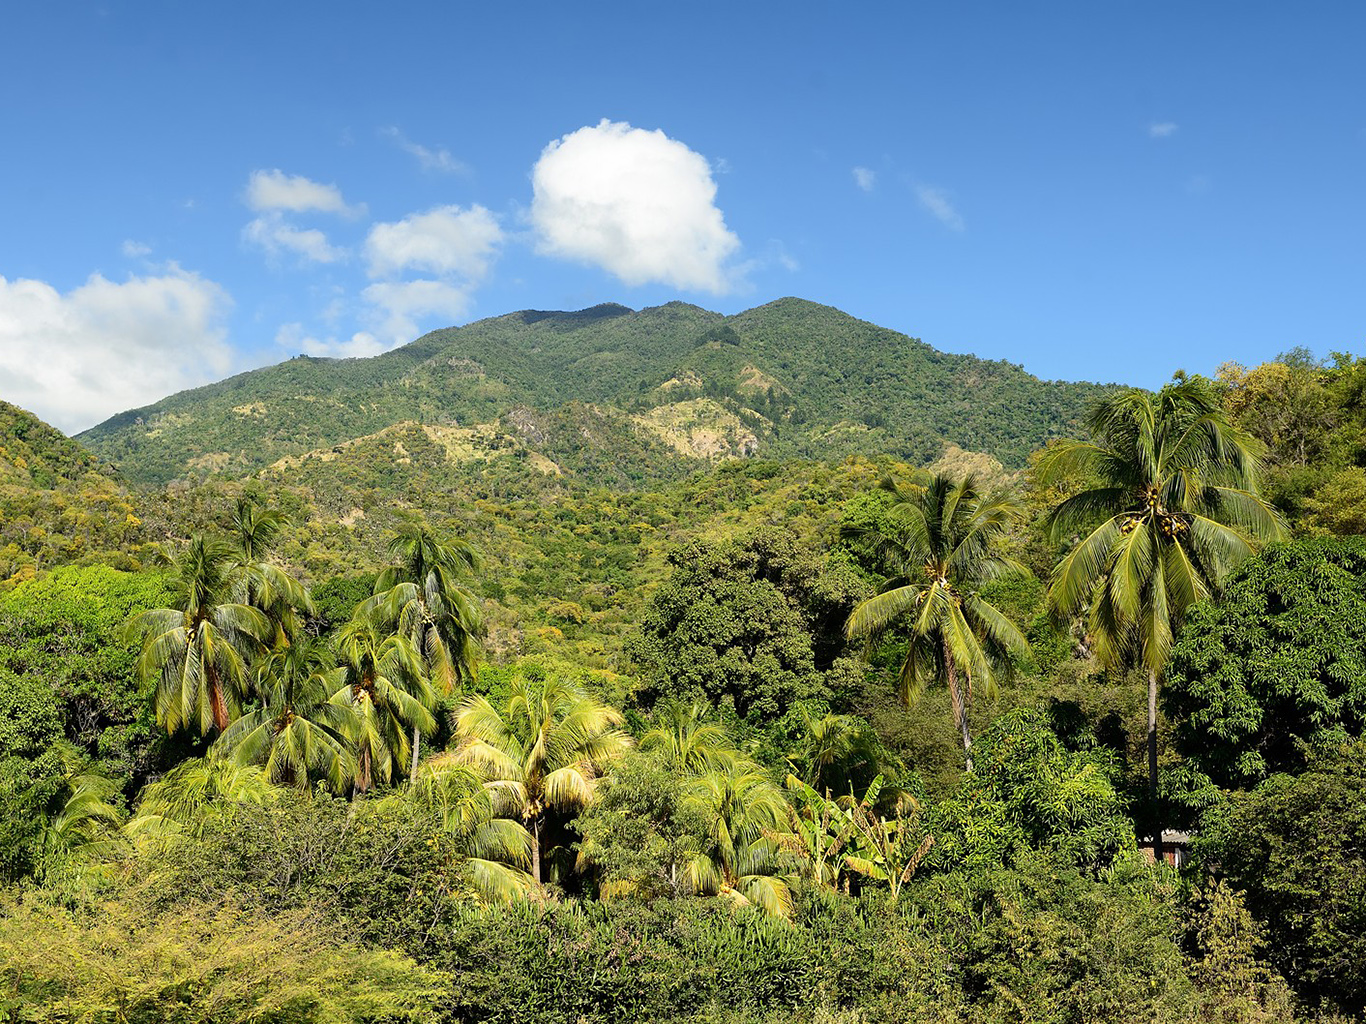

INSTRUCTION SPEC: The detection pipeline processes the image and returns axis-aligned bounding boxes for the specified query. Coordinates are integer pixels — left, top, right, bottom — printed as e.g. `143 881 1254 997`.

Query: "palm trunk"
1148 668 1163 865
943 635 973 773
208 666 229 733
409 723 421 783
531 816 542 885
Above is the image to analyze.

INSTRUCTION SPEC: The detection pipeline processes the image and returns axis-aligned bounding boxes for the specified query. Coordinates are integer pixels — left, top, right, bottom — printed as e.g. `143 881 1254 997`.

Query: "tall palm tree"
844 474 1029 771
1040 379 1285 857
639 699 738 774
453 674 631 883
129 535 273 736
330 620 435 794
215 638 356 793
229 498 313 647
680 764 797 917
361 524 484 778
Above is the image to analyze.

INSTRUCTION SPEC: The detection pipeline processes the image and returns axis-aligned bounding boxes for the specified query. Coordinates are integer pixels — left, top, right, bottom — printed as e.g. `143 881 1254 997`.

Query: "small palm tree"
215 638 356 793
330 620 435 795
453 674 631 883
1040 379 1285 855
640 700 739 774
129 535 272 736
361 525 484 778
125 757 276 850
680 764 797 918
402 756 535 902
844 474 1029 771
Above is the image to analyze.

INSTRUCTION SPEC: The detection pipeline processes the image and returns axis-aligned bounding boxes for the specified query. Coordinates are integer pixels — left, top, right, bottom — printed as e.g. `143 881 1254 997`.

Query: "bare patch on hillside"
634 399 761 460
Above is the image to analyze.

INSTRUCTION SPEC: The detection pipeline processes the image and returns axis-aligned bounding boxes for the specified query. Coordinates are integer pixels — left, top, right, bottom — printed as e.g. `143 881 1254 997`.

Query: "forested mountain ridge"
76 298 1115 486
0 400 108 487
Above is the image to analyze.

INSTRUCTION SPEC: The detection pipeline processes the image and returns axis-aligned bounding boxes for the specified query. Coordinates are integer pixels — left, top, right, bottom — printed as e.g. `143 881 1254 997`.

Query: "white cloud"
362 279 475 345
530 119 742 293
365 204 502 280
853 166 876 192
915 185 965 231
381 127 466 173
0 267 233 433
245 169 362 216
121 240 152 258
243 213 344 264
275 322 384 360
1149 122 1179 139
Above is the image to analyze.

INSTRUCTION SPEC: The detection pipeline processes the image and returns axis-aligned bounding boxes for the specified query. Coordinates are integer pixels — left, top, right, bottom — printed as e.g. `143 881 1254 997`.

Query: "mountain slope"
0 401 107 487
77 298 1114 486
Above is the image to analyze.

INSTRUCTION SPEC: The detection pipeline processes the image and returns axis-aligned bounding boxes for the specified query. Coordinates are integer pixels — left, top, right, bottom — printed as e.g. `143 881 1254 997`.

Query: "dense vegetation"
76 298 1112 484
4 337 1366 1022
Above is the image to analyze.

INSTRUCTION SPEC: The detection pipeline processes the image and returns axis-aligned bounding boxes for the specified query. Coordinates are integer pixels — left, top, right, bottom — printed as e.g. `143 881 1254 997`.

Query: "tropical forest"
3 300 1366 1023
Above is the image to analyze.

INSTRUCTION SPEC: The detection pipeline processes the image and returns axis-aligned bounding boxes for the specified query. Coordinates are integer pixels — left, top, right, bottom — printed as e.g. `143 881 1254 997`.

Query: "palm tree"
229 498 313 646
215 638 356 793
129 535 273 736
402 755 535 902
330 620 436 794
1040 379 1285 858
680 764 797 917
844 474 1029 771
361 524 484 778
125 757 276 850
639 699 738 774
453 674 631 883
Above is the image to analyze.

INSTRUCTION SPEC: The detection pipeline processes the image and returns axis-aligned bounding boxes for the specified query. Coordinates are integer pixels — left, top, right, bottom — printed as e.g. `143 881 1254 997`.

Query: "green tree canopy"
1165 537 1366 788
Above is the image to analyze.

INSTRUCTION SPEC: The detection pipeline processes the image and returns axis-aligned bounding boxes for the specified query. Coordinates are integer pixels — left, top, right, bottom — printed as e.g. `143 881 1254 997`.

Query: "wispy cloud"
852 166 876 192
915 184 964 231
121 240 152 258
1149 121 1179 139
381 127 466 173
245 169 363 216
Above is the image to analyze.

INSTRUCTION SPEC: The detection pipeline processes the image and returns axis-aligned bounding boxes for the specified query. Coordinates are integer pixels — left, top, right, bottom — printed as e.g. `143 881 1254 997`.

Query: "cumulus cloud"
246 169 362 216
915 185 965 231
852 167 876 192
365 204 502 279
381 127 466 173
243 213 344 264
361 279 476 345
1149 122 1179 139
0 267 233 432
530 119 742 293
275 322 384 360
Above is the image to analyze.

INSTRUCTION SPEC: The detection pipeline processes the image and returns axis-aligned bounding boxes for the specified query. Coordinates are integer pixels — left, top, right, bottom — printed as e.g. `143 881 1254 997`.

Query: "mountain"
77 298 1115 487
0 400 107 487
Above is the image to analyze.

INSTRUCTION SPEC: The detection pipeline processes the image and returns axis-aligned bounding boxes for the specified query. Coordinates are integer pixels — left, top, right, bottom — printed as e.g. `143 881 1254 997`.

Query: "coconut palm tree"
361 524 484 778
1040 379 1285 858
680 764 797 917
453 674 631 883
329 620 435 794
125 757 276 850
639 699 739 775
229 498 313 646
129 535 273 736
844 474 1029 771
402 755 535 901
215 638 356 793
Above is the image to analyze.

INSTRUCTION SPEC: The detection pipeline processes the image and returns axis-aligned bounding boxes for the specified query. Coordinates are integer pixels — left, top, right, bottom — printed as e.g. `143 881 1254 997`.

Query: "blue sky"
2 2 1364 432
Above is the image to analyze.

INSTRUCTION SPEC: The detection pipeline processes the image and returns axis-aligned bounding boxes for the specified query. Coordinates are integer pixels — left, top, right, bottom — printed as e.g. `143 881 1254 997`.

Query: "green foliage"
1166 538 1366 787
0 565 174 786
928 710 1135 874
0 890 446 1022
77 298 1111 486
1200 739 1366 1010
627 528 865 721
